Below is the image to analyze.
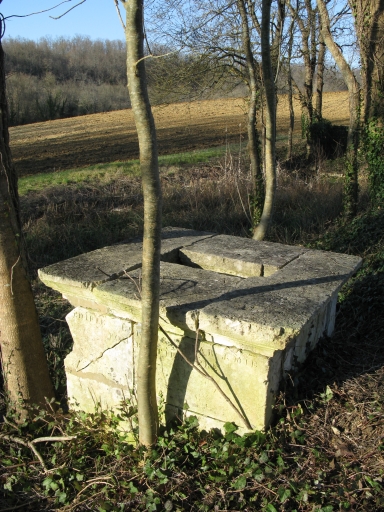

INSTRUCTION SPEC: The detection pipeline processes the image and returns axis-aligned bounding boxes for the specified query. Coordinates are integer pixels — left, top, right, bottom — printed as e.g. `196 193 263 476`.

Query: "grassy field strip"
18 147 228 195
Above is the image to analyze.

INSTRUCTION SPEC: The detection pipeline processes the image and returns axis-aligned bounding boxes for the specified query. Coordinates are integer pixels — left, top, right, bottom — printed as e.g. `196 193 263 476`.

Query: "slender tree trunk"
315 29 326 119
288 0 317 158
237 0 264 226
317 0 361 217
350 0 384 122
287 19 295 161
349 0 384 205
253 0 276 240
0 26 55 415
123 0 162 446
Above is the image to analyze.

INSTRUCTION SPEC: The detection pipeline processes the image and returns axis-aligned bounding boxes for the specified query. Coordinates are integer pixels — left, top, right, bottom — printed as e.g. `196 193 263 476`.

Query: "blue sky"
1 0 126 41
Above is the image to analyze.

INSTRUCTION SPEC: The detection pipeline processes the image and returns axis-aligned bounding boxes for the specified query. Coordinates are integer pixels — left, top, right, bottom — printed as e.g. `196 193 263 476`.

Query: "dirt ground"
9 92 350 176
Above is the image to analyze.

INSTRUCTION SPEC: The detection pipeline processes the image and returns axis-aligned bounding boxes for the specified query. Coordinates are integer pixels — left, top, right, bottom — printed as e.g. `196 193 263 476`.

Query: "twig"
4 0 79 19
113 0 125 30
3 416 19 430
1 434 48 472
159 325 252 430
136 49 179 66
123 270 142 299
1 434 77 473
31 435 77 444
0 461 39 470
60 479 114 511
10 255 20 296
49 0 86 19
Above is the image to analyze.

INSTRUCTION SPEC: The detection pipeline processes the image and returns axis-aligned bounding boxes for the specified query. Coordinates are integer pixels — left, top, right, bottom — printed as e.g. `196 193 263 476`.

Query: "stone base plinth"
39 228 361 432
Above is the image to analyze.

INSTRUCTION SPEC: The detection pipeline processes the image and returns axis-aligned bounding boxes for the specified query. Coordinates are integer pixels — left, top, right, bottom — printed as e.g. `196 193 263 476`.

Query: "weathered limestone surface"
180 234 306 277
39 228 362 432
65 307 134 411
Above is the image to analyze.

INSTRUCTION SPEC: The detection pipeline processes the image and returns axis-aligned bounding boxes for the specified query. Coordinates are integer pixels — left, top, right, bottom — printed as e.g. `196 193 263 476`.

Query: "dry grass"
20 152 349 274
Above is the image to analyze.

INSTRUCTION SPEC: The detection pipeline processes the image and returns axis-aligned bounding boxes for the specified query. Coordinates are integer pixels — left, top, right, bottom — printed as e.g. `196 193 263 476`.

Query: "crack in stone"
78 337 130 372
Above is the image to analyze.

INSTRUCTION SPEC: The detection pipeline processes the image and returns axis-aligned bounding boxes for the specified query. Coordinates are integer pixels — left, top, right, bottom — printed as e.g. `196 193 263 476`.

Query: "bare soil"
9 92 350 176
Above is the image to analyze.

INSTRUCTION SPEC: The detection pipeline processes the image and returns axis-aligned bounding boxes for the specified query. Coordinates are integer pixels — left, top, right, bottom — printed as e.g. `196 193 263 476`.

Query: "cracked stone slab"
65 307 134 386
38 227 215 300
180 234 306 277
198 249 362 351
93 262 242 333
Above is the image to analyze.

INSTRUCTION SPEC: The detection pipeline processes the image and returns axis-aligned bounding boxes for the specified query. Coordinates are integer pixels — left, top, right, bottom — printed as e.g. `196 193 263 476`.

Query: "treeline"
4 36 129 125
4 35 346 126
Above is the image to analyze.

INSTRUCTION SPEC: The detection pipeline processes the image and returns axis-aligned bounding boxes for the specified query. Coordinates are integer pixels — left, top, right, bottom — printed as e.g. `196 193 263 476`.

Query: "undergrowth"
1 147 383 510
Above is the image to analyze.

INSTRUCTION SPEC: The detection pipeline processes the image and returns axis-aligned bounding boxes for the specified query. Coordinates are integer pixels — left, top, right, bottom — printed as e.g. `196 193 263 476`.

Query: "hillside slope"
10 92 349 176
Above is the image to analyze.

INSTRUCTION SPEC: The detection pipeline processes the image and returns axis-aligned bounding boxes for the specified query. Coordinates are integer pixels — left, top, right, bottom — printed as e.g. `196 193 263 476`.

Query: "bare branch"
136 49 179 66
4 0 79 20
49 0 86 20
1 434 48 472
31 435 77 444
113 0 125 30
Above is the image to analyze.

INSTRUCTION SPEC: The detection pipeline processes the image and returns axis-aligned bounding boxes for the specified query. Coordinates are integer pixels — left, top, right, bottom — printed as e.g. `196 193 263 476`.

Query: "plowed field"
9 92 350 176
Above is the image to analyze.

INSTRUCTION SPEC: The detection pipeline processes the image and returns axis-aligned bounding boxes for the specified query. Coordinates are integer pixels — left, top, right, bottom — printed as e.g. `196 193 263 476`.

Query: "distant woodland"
4 36 346 126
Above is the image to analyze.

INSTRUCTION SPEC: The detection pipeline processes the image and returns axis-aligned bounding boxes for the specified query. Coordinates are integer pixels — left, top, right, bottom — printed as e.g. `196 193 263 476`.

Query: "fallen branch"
31 436 77 444
1 434 77 473
1 434 48 472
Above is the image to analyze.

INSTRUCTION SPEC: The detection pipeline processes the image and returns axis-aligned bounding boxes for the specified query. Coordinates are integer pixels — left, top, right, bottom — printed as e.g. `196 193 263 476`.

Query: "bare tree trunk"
0 25 55 416
253 0 276 240
366 0 384 120
349 0 384 206
237 0 264 227
317 0 361 217
350 0 384 122
123 0 162 446
288 0 317 158
287 18 295 161
315 29 326 119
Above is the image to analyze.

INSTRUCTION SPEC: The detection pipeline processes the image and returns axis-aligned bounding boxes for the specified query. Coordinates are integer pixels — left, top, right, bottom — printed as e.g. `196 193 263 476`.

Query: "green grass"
18 147 230 196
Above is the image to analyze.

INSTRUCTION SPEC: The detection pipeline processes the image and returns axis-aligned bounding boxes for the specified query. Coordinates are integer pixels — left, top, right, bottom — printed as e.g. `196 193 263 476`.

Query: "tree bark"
317 0 361 217
237 0 264 227
350 0 384 122
123 0 162 446
287 18 295 161
314 28 326 119
0 24 55 415
287 0 317 157
253 0 276 240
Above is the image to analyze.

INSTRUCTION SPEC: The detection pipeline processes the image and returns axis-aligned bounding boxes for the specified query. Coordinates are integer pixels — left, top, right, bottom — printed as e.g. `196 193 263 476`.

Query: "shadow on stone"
165 336 196 424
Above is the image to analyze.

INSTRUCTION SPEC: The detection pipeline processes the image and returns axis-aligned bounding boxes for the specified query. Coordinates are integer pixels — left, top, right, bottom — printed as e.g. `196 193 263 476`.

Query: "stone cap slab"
38 227 215 299
39 229 362 353
93 262 242 333
198 249 362 349
179 234 306 277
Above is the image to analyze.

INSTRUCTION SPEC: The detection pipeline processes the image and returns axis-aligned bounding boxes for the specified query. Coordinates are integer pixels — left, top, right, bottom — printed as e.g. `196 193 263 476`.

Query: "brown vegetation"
10 92 349 177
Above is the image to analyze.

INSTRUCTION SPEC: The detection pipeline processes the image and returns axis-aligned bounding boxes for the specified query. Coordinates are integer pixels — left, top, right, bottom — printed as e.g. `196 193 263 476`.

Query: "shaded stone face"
39 228 362 432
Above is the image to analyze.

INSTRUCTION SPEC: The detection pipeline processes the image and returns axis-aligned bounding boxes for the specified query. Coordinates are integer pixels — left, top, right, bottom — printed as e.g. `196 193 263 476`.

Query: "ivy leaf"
223 422 238 434
259 451 269 464
233 475 247 490
129 481 138 494
278 486 291 503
